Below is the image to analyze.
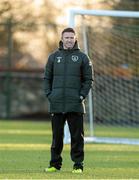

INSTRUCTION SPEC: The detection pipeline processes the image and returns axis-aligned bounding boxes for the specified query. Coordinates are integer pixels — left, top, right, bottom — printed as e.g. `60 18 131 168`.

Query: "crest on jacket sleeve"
71 55 78 62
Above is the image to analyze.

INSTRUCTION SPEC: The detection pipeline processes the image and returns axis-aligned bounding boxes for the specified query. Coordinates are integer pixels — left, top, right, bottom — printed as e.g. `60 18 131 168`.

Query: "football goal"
64 9 139 145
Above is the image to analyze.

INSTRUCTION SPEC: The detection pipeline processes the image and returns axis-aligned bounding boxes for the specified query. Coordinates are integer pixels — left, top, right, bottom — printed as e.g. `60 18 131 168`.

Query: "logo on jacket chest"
71 55 79 62
56 56 62 63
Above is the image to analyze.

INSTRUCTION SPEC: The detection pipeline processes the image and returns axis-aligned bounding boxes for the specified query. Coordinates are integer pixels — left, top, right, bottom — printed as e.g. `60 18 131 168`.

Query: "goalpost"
64 9 139 145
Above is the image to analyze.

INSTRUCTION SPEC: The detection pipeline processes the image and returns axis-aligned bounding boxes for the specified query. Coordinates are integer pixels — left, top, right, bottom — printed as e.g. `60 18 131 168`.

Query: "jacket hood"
59 40 80 50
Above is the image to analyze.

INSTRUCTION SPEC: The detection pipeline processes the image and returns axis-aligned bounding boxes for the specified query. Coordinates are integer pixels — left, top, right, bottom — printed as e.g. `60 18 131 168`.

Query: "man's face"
61 32 76 49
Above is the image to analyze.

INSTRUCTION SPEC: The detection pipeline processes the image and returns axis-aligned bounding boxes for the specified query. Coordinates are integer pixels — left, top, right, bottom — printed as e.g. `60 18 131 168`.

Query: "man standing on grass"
44 27 93 173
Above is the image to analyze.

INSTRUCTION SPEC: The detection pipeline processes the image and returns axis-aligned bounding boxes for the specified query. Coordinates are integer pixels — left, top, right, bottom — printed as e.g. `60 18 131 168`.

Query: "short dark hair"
62 27 75 35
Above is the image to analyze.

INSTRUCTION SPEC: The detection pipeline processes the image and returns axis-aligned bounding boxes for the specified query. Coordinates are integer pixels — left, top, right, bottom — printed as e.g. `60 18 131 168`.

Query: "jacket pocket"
49 89 63 102
47 93 52 101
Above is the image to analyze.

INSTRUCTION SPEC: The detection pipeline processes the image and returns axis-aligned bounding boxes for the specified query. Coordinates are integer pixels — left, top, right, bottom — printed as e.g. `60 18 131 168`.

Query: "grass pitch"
0 120 139 179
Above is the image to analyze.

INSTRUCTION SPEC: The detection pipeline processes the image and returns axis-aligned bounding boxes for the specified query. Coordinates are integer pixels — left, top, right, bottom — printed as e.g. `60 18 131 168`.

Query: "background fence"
0 21 62 119
1 17 139 125
85 17 139 126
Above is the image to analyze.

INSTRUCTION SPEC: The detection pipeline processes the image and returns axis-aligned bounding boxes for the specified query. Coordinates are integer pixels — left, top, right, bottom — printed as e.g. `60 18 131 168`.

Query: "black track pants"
49 112 84 169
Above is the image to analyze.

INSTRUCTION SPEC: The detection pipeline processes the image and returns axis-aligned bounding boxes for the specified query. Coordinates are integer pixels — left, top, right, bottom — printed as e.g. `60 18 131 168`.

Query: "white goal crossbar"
69 9 139 27
64 9 139 145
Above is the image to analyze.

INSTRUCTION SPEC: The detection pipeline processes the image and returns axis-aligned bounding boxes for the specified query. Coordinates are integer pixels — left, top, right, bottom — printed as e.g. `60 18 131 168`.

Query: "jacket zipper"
62 53 68 113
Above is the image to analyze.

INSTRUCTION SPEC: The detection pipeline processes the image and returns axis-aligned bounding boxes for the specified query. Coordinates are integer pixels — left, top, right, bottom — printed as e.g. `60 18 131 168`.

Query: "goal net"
64 10 139 145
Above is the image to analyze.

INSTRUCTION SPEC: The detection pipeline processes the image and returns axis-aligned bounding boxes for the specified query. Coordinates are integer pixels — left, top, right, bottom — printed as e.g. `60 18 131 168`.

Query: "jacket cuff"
80 94 85 99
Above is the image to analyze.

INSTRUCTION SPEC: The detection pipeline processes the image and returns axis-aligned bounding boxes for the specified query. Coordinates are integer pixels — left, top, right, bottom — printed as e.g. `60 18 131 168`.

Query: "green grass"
0 120 139 179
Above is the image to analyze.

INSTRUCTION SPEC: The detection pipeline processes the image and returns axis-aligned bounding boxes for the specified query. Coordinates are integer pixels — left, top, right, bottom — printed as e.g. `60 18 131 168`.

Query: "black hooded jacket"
44 41 93 113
